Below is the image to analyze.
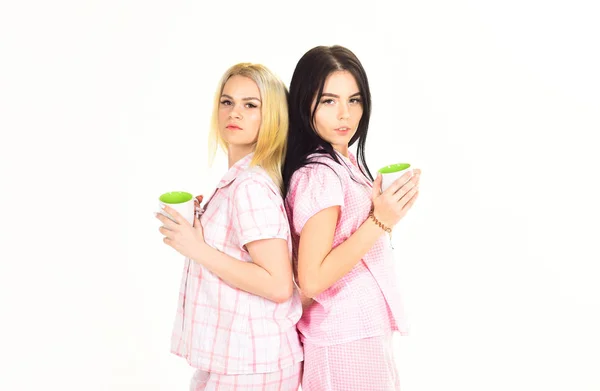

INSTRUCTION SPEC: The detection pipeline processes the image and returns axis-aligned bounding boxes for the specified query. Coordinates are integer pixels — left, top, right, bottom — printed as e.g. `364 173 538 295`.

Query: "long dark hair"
282 45 374 195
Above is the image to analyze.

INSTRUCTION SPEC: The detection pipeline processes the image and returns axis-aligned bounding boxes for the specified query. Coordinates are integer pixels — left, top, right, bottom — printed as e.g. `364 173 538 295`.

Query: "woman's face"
218 75 262 150
312 70 363 156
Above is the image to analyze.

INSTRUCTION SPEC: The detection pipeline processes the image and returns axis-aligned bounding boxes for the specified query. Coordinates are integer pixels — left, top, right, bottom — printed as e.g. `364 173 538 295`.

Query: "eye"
350 97 362 105
220 99 232 106
320 98 335 105
245 103 258 109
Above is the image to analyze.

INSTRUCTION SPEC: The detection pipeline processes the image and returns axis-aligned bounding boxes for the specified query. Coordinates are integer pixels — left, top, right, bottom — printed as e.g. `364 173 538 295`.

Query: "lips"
335 127 351 133
226 124 242 130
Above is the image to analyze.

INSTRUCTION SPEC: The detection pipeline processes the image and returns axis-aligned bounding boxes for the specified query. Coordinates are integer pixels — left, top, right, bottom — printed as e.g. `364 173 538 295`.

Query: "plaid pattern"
190 362 302 391
172 153 304 375
301 334 400 391
285 151 409 347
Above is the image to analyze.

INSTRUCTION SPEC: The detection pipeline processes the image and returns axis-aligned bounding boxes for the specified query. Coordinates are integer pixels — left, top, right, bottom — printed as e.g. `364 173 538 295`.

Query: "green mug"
378 163 412 191
158 191 194 224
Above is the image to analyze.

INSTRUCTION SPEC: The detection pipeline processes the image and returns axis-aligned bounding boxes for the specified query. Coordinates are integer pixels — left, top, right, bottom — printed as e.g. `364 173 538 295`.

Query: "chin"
228 140 256 150
333 135 353 145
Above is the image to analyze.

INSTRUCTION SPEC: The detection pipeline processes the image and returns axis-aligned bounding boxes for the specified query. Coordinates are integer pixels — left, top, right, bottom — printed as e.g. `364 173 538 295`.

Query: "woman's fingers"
398 186 419 206
156 208 180 229
393 173 420 202
158 225 173 237
401 189 420 212
372 169 421 227
194 195 204 216
383 171 414 196
371 173 383 200
161 205 187 225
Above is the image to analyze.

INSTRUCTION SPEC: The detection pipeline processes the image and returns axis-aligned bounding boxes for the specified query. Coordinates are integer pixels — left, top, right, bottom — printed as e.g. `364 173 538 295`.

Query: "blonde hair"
208 63 289 191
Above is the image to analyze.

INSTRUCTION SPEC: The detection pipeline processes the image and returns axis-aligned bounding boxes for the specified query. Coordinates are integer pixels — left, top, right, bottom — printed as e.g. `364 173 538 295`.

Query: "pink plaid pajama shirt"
285 151 409 391
171 153 303 390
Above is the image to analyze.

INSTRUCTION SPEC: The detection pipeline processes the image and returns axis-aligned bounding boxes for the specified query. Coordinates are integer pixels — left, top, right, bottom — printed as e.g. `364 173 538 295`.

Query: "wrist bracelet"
369 208 392 234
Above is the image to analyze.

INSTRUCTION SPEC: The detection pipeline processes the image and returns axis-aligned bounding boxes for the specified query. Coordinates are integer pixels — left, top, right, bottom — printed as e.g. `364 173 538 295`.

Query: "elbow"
299 287 319 300
270 281 293 304
298 275 320 299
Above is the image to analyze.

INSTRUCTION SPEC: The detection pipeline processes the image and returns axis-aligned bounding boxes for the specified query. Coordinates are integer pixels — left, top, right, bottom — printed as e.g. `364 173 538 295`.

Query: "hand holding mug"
156 202 207 260
371 165 421 228
158 191 195 225
194 195 204 223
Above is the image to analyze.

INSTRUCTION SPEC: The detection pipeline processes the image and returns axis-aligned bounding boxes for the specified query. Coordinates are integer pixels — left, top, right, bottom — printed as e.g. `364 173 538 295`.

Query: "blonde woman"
156 63 303 390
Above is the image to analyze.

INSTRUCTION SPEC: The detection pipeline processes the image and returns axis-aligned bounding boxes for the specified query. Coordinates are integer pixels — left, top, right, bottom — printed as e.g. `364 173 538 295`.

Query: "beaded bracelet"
369 208 394 248
369 208 391 234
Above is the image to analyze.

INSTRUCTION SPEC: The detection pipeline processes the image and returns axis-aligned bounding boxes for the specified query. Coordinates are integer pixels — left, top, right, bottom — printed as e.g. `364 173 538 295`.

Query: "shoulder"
232 165 282 199
292 154 349 183
286 155 349 203
296 153 347 175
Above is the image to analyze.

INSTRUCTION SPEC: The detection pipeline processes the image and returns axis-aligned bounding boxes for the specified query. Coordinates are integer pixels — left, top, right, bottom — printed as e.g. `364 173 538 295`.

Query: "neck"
332 144 349 158
227 145 254 168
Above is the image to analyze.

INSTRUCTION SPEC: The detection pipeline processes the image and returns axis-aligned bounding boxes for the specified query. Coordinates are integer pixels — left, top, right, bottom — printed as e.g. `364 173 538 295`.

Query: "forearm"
191 244 291 303
303 218 384 297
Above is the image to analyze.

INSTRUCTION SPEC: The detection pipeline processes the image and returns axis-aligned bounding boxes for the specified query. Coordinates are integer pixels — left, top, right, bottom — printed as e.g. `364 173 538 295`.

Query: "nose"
229 104 242 119
338 103 350 120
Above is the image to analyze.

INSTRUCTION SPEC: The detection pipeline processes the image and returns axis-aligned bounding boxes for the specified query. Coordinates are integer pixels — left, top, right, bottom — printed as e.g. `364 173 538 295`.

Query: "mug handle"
194 195 205 218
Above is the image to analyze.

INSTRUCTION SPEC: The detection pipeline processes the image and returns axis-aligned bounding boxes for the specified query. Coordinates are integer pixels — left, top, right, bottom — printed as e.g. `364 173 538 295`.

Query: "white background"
1 1 599 390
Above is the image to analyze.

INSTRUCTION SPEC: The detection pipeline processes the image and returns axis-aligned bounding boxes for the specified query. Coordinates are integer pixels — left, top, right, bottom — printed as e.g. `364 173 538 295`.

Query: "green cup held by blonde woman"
378 163 413 192
158 191 195 225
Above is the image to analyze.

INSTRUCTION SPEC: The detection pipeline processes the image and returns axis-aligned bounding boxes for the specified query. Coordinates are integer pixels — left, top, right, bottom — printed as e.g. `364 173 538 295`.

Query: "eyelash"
220 100 258 109
320 98 362 105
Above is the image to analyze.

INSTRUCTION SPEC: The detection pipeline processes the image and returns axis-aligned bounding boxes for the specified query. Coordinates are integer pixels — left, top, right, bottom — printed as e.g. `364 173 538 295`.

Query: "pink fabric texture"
301 334 400 391
285 151 408 389
285 151 408 347
190 362 302 391
171 153 303 375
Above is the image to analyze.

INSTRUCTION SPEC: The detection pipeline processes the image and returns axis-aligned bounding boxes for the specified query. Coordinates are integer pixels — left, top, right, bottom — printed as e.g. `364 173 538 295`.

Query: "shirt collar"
335 150 373 188
217 152 254 189
336 150 358 166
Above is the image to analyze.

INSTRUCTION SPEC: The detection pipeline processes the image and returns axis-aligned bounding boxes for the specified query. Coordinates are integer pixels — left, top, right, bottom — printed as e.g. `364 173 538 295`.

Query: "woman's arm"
192 238 293 304
158 178 296 304
297 170 420 298
297 207 383 298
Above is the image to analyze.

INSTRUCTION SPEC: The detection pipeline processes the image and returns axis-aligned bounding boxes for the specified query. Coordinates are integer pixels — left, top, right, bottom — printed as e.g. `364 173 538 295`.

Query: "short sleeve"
289 163 345 234
231 178 289 247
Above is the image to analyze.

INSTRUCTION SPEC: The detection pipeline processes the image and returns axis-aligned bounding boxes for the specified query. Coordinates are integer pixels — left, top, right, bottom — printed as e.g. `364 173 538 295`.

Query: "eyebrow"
321 92 361 98
221 94 261 102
